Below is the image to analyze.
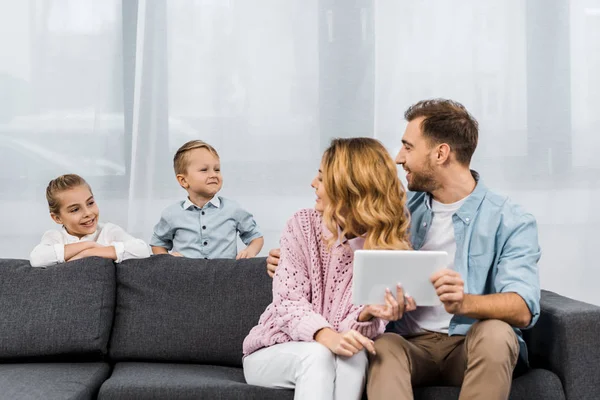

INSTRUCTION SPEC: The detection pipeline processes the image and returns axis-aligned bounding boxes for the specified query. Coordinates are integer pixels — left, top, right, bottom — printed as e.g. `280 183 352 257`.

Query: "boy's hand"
236 250 250 259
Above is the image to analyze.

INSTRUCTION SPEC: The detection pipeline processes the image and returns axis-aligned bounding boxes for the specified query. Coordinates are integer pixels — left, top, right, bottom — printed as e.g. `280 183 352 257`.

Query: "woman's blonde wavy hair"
321 137 411 250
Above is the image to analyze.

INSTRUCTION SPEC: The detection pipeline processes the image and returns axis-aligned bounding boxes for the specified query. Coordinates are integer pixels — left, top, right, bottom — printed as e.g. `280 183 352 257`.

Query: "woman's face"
311 160 330 213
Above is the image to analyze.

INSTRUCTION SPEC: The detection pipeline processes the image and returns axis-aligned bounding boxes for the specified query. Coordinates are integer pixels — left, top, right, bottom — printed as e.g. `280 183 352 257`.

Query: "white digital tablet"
352 250 448 306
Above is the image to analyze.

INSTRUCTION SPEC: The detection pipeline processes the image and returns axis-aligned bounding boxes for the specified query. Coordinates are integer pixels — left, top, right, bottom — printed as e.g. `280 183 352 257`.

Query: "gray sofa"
1 255 599 400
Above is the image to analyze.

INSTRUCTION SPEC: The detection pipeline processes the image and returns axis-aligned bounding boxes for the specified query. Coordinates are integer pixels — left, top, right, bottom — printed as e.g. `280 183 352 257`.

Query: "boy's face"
177 148 223 199
51 185 99 238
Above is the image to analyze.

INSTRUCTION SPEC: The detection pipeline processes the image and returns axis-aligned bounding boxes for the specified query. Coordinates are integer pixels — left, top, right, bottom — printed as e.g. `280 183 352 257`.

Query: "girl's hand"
315 328 376 356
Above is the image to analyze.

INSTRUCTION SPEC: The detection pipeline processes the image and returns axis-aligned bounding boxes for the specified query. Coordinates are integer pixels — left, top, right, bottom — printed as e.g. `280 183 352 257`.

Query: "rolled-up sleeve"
150 214 174 250
29 231 65 268
236 208 263 245
494 213 541 329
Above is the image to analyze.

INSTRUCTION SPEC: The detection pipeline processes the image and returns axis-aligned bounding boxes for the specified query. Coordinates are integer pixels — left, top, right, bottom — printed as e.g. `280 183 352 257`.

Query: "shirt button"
465 218 470 222
201 211 205 215
202 225 206 230
422 222 427 227
203 241 207 246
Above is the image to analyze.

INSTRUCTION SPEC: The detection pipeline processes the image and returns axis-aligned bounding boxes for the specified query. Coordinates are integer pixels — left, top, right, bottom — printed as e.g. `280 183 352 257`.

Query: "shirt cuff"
112 242 125 263
54 244 65 263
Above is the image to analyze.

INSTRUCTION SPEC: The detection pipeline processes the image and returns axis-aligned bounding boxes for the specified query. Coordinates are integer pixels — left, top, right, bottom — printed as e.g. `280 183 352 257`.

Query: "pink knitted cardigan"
243 208 385 356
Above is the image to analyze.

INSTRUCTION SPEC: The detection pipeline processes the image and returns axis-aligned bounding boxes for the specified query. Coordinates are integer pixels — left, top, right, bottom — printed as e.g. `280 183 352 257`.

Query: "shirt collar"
423 170 487 225
183 196 221 210
61 225 101 241
323 223 366 250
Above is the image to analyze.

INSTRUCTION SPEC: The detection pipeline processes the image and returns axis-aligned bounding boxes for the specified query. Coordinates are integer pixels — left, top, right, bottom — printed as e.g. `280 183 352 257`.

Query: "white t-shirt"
402 196 468 334
29 222 151 268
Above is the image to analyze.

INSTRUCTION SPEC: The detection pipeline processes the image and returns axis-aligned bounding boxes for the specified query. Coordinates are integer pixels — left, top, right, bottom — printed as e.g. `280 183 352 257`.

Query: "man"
266 99 540 399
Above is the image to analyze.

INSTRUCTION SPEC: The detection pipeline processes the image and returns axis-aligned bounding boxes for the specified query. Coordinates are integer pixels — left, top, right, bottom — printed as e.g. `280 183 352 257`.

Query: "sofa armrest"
523 290 600 400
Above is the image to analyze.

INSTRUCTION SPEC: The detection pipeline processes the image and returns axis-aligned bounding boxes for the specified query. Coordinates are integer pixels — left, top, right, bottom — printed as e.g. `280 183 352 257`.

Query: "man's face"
395 117 439 192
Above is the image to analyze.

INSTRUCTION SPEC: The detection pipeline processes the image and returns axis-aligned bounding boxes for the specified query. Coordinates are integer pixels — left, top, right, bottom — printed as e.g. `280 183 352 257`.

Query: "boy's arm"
151 246 169 255
236 237 264 259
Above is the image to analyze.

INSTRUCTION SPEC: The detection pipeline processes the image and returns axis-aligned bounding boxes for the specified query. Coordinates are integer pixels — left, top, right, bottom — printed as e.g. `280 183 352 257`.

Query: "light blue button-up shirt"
387 172 541 362
150 196 263 259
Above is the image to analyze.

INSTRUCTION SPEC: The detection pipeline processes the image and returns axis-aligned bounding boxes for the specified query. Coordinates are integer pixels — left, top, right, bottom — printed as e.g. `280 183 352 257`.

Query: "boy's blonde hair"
46 174 92 215
173 140 220 175
321 137 411 250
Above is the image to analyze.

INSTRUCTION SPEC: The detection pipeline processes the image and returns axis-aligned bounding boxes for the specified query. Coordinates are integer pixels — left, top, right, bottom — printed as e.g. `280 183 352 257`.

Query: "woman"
242 138 415 400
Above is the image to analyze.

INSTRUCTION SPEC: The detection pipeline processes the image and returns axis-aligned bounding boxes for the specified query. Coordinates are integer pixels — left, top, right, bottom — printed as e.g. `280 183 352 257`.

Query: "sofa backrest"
108 255 273 367
0 257 115 361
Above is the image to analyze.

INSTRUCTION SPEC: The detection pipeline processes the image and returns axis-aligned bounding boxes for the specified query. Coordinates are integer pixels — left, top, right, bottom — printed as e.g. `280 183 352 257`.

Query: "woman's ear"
176 174 189 189
50 212 62 225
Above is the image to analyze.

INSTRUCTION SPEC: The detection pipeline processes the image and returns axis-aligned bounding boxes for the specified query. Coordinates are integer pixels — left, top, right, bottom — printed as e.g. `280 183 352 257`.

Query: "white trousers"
243 342 368 400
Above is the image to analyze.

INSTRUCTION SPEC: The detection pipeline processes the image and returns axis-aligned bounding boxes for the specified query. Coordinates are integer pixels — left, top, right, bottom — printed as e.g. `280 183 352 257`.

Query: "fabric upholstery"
98 362 293 400
0 258 115 360
524 290 600 400
109 255 273 367
412 369 564 400
0 362 111 400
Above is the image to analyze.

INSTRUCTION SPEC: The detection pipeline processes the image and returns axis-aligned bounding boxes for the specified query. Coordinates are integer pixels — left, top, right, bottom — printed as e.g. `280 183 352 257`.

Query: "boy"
150 140 264 259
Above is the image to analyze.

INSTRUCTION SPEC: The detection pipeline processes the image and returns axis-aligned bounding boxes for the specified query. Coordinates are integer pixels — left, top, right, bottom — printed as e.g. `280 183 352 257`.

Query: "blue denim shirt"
387 172 541 362
150 196 263 259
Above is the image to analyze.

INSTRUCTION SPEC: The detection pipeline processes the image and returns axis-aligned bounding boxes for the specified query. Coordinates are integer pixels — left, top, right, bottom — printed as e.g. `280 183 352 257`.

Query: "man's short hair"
404 99 479 165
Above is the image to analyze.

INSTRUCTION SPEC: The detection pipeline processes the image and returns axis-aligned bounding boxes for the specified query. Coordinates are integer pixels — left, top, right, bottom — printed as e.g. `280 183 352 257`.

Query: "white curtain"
1 0 599 305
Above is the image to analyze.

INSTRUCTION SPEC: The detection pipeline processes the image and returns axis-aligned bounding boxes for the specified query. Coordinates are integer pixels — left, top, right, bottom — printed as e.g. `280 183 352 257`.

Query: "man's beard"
406 161 438 193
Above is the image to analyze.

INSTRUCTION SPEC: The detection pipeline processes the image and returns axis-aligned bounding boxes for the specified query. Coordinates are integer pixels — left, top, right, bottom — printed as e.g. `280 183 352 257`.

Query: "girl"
30 174 151 267
242 138 415 400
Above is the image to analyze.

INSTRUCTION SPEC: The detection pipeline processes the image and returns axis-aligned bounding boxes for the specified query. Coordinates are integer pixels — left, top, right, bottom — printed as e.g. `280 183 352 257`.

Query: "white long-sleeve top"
29 222 151 268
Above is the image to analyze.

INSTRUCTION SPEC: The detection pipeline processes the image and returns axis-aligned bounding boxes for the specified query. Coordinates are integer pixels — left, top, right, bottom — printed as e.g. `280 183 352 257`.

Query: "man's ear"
435 143 451 164
176 174 189 189
50 213 62 225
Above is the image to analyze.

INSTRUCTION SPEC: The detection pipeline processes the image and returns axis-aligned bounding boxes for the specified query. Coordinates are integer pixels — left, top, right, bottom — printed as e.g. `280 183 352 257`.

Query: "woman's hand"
359 284 417 322
315 328 376 356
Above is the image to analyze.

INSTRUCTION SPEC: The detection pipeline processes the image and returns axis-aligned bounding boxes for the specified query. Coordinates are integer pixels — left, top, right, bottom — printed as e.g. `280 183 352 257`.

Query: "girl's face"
51 185 99 238
311 160 330 213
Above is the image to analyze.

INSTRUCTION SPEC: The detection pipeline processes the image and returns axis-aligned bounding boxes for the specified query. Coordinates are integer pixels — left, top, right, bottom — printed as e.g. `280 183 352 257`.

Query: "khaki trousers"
367 319 519 400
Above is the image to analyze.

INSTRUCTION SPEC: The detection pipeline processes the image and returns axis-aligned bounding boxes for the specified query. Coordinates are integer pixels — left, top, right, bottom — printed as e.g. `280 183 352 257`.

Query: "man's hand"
266 248 280 278
430 269 465 314
170 252 184 257
359 284 417 322
315 328 376 356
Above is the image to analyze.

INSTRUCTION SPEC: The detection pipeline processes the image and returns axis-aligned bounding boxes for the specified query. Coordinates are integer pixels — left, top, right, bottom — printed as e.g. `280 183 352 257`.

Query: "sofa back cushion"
109 255 273 367
0 257 115 361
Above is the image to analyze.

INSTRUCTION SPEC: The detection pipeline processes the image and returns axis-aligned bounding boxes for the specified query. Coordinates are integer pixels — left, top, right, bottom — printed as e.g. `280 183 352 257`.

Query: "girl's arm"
69 245 117 261
30 231 95 267
104 223 152 262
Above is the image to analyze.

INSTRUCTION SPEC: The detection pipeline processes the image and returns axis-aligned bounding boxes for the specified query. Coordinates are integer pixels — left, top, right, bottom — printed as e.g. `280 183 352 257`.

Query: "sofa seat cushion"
97 362 293 400
0 362 111 400
413 368 564 400
0 258 115 360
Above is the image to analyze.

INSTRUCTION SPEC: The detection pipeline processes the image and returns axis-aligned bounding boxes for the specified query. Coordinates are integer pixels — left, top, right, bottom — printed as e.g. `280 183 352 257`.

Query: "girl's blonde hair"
322 137 411 250
46 174 92 215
